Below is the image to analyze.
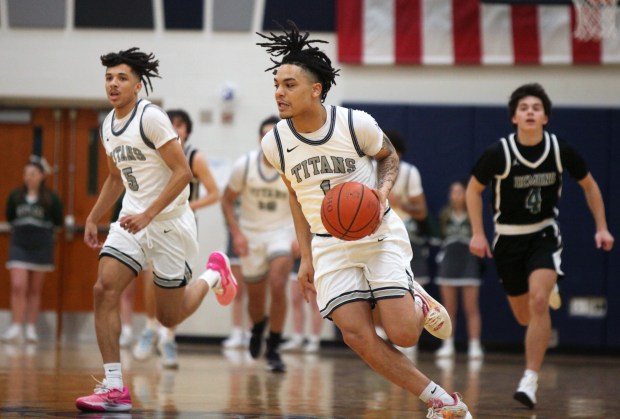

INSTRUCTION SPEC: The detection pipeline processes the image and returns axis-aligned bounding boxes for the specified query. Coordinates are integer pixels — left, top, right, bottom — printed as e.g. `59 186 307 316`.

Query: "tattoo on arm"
376 134 399 192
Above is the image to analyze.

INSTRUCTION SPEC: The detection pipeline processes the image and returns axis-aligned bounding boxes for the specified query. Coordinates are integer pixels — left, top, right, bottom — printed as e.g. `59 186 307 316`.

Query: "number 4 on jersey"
525 187 542 214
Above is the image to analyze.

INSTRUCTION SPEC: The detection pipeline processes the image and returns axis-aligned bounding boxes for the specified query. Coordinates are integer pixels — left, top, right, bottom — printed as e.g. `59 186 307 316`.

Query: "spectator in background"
131 108 221 369
3 157 63 343
467 83 614 409
435 181 483 360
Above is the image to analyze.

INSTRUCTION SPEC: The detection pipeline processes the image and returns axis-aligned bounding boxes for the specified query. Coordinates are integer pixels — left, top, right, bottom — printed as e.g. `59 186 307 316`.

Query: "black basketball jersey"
472 131 588 230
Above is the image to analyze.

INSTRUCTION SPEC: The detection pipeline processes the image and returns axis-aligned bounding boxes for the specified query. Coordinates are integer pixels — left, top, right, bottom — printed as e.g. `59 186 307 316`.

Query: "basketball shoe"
222 328 248 349
158 339 179 369
514 372 537 409
2 323 23 343
249 317 268 359
75 379 132 412
280 334 304 352
133 328 158 361
549 284 562 310
412 281 452 340
206 251 238 306
426 392 472 419
265 334 286 373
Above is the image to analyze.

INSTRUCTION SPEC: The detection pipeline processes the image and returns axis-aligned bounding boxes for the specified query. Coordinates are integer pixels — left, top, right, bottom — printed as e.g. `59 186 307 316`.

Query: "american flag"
337 0 620 65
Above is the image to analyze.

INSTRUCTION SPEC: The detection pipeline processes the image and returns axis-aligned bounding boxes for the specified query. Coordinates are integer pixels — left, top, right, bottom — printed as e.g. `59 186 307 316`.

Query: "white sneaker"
426 392 472 419
25 324 38 343
242 331 251 348
119 329 133 349
158 339 179 369
304 337 320 353
468 342 483 359
133 328 158 361
2 324 23 343
549 284 562 310
412 281 452 340
435 342 455 358
222 330 246 349
281 335 304 352
514 373 538 409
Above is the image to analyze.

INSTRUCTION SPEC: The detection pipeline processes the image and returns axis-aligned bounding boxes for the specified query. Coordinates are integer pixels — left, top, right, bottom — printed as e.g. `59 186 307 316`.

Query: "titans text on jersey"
290 156 356 183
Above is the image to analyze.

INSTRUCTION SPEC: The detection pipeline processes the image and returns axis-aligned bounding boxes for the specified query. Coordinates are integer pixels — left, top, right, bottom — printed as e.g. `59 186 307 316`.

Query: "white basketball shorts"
313 210 414 319
100 205 198 288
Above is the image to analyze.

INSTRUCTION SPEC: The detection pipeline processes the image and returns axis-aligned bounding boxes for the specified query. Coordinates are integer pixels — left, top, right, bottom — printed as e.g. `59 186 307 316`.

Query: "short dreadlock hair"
100 47 160 95
257 20 340 102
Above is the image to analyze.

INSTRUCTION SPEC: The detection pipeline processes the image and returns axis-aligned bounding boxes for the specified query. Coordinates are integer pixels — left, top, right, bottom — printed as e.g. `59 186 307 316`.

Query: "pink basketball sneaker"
206 251 238 306
75 379 132 412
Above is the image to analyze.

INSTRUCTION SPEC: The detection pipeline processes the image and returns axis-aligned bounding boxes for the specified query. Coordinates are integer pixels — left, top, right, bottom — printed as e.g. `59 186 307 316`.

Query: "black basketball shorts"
492 224 563 296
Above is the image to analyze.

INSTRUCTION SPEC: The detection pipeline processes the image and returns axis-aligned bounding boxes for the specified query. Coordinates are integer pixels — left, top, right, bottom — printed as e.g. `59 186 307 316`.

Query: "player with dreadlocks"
258 22 473 418
75 47 238 412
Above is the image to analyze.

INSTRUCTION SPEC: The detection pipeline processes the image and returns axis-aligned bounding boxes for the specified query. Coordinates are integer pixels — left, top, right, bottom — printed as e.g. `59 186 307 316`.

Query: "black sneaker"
265 332 286 373
249 317 268 359
266 350 286 373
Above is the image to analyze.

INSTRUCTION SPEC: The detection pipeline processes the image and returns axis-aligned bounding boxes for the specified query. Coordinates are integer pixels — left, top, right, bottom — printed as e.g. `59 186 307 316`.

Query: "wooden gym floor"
0 341 618 418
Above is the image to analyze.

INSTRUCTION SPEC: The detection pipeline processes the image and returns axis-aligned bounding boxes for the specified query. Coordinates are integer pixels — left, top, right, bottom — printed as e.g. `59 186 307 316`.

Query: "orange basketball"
320 181 381 241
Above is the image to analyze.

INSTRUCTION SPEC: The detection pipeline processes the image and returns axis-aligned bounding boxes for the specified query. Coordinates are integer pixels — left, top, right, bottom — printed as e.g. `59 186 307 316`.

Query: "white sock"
198 269 221 289
419 381 453 405
442 337 454 348
25 324 37 334
469 338 481 348
121 324 132 336
104 362 123 390
145 317 158 331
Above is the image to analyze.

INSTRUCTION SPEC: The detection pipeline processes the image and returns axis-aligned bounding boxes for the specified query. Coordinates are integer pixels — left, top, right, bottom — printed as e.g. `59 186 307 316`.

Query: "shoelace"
90 377 113 394
424 309 445 330
425 399 450 419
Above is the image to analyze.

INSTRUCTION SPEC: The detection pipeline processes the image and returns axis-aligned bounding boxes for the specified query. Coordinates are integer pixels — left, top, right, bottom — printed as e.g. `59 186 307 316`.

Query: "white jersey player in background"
257 22 472 419
222 116 295 373
76 48 237 413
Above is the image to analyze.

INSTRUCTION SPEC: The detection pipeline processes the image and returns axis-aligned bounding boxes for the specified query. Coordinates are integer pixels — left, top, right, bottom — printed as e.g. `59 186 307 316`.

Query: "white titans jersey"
391 161 423 221
101 99 189 217
228 149 292 233
261 105 383 235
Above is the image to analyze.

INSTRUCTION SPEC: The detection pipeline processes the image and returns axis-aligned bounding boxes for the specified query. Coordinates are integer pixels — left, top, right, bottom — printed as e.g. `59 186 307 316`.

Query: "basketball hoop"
573 0 619 41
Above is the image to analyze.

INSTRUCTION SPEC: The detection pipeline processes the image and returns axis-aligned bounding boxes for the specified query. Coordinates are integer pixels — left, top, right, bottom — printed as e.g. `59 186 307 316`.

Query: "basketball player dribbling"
257 22 473 419
467 83 614 409
75 47 237 413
